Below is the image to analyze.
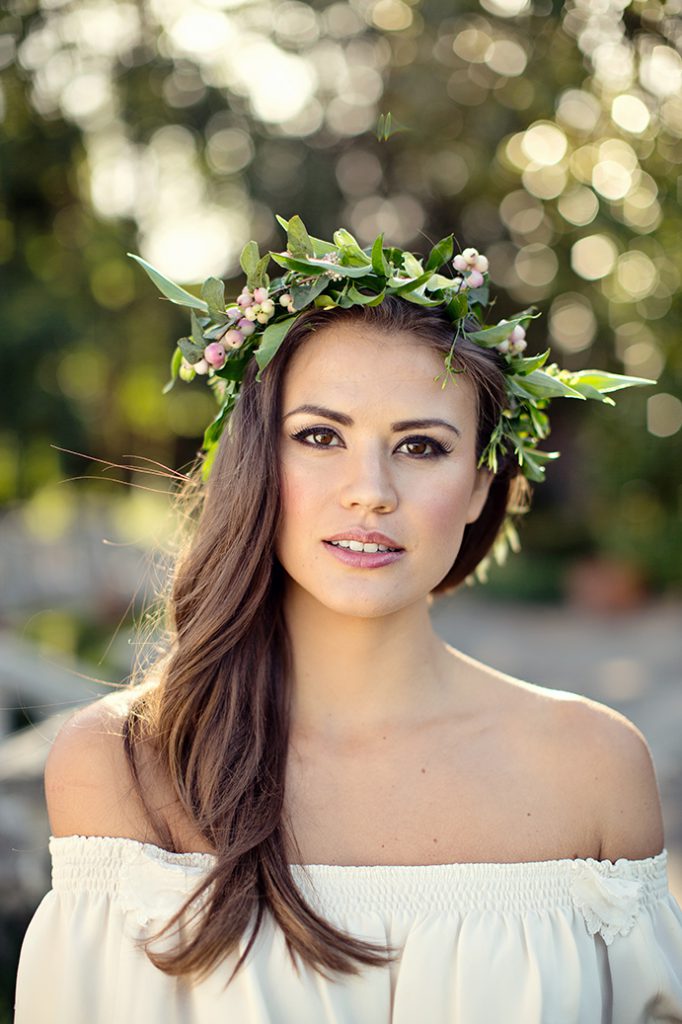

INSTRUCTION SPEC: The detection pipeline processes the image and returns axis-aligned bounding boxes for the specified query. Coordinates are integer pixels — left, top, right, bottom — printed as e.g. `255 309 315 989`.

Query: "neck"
282 580 455 745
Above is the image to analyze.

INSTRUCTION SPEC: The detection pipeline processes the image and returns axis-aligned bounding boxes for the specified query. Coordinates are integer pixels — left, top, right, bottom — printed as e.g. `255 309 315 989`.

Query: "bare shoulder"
44 686 164 845
528 685 665 861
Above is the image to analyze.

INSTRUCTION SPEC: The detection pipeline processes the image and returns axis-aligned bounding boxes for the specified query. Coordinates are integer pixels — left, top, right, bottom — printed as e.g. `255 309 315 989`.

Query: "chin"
296 571 448 621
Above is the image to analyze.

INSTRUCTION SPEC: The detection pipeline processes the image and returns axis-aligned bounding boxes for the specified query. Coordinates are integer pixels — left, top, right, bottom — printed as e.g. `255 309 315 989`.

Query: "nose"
338 444 398 514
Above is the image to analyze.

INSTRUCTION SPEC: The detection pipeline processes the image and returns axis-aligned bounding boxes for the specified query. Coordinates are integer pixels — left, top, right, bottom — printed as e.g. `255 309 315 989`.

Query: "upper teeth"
329 540 397 552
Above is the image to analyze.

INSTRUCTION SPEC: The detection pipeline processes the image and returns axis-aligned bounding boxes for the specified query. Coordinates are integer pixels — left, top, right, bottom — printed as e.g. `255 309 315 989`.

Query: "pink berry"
204 342 227 368
237 318 256 336
225 330 245 349
453 254 468 272
467 269 484 288
510 325 526 343
253 287 269 303
237 289 253 308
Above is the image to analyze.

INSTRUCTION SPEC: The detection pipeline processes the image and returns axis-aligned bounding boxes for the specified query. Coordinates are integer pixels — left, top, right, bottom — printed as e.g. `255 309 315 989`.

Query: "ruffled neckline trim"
48 835 671 935
49 832 667 871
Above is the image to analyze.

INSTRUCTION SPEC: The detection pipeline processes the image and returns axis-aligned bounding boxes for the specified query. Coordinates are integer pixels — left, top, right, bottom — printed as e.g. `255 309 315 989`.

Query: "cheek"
417 474 476 551
278 459 323 543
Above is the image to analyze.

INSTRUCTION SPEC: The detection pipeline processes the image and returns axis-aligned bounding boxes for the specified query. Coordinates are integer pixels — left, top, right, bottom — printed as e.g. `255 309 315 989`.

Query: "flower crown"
129 214 655 583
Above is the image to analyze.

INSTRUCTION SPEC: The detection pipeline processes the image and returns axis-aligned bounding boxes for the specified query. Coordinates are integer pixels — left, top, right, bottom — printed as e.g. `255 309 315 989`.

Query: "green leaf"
255 315 298 376
214 351 251 381
466 284 490 307
508 376 544 402
275 215 337 258
527 402 550 436
205 319 231 339
371 235 389 276
270 253 369 278
200 441 219 481
466 316 533 347
252 254 271 290
269 253 326 275
384 247 404 268
569 370 657 393
201 277 225 311
403 252 424 278
162 346 183 394
179 337 205 364
335 285 355 308
569 382 616 405
203 402 231 449
518 453 546 483
445 294 469 321
390 269 434 295
522 370 586 400
190 310 205 347
508 348 551 376
425 235 454 272
333 228 361 250
127 254 209 312
240 240 260 280
517 445 561 483
424 273 458 292
393 290 444 307
290 276 330 309
337 248 372 268
287 215 314 257
346 285 386 305
376 111 409 141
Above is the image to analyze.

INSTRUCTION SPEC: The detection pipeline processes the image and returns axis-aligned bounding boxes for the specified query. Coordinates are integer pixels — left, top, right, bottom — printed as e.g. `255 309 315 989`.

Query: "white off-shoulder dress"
14 835 682 1023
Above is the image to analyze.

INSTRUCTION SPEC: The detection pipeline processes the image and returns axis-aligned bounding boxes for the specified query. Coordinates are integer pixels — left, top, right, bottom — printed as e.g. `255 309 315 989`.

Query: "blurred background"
0 0 681 1018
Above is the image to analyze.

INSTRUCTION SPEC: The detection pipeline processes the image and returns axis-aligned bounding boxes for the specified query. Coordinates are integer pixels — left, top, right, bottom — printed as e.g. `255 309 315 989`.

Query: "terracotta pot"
562 556 650 612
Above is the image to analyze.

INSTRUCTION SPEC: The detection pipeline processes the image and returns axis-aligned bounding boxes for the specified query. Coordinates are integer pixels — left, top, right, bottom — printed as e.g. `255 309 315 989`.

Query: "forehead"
281 321 478 422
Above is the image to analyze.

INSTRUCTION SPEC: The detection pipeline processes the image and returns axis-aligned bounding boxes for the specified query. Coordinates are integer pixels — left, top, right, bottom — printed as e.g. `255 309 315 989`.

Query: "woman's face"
275 321 493 619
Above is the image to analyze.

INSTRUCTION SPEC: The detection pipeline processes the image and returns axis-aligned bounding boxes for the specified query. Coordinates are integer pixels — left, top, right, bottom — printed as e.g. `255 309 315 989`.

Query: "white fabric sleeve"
14 888 131 1023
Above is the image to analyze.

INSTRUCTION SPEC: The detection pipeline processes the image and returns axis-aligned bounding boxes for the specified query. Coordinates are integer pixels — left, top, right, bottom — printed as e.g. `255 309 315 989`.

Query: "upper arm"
44 693 153 842
558 696 665 861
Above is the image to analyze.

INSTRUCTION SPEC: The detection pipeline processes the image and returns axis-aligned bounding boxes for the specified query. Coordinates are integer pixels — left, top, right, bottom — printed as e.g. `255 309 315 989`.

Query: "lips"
324 528 404 550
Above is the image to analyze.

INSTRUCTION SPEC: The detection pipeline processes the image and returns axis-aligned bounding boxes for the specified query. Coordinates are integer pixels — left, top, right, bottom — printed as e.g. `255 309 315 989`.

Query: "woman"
14 219 682 1021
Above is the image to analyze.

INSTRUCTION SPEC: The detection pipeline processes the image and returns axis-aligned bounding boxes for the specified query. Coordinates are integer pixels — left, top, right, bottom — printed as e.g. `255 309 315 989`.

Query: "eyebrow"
283 404 462 438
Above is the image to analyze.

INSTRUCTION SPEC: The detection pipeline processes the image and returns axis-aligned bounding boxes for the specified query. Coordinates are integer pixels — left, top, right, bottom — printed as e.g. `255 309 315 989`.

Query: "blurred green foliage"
0 0 680 592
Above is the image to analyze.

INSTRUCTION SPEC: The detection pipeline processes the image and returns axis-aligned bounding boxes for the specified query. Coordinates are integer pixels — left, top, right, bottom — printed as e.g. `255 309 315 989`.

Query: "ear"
465 467 494 524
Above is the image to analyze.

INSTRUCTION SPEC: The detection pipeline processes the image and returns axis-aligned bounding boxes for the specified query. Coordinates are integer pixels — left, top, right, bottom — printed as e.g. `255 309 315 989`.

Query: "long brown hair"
122 295 531 986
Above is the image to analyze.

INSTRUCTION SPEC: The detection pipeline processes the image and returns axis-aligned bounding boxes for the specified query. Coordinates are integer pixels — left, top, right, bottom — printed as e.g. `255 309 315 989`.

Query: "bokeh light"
647 394 682 438
570 234 618 281
611 94 651 134
615 251 658 301
521 122 568 166
549 293 597 354
557 187 599 226
556 89 601 134
479 0 531 15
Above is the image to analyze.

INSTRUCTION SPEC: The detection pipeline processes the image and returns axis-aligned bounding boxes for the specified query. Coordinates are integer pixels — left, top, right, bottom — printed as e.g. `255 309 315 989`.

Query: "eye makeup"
288 425 453 459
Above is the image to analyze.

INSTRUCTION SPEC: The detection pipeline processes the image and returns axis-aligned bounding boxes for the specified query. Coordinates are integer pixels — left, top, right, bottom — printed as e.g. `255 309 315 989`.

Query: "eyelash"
289 426 453 459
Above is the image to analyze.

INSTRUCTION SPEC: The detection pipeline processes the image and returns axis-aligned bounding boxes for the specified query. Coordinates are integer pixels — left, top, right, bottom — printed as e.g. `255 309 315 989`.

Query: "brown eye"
309 431 336 446
396 436 452 458
403 440 430 456
291 427 341 448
